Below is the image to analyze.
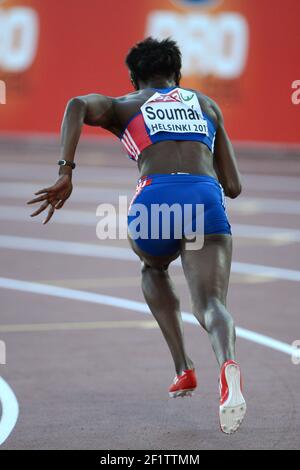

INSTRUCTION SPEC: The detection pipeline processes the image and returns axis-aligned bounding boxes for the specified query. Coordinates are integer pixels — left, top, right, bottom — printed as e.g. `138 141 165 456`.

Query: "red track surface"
0 139 299 450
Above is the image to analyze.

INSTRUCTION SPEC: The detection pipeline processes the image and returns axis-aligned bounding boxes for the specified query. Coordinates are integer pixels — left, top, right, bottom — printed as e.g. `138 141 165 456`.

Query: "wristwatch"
58 159 76 169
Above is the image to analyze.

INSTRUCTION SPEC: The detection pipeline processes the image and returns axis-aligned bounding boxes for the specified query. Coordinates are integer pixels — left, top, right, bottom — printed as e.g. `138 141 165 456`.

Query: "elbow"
63 97 87 127
225 182 242 199
66 97 86 115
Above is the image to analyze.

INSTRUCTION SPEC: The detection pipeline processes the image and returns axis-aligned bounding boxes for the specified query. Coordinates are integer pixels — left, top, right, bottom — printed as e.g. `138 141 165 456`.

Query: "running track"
0 139 299 450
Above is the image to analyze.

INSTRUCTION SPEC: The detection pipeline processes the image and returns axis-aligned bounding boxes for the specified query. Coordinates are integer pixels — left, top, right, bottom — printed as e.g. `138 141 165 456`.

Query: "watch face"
58 160 74 168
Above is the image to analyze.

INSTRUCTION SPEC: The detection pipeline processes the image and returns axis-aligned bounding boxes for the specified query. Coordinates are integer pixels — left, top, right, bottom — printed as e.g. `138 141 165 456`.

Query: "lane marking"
1 235 300 282
1 205 98 226
44 276 143 289
0 320 159 333
240 174 300 193
2 206 300 242
0 182 132 203
42 272 273 289
0 277 295 357
0 163 135 187
2 182 300 213
229 198 300 215
233 224 300 243
2 171 300 193
0 377 19 446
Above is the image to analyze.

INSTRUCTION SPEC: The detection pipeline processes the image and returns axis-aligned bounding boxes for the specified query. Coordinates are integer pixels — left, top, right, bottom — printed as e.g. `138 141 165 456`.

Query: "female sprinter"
27 37 246 434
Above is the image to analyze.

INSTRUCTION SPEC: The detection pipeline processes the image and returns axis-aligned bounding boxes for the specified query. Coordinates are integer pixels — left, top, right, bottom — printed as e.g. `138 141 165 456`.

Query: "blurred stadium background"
0 0 299 450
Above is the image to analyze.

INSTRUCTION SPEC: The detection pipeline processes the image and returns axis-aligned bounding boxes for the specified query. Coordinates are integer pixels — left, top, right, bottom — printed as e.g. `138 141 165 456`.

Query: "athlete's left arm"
209 99 242 199
27 94 116 223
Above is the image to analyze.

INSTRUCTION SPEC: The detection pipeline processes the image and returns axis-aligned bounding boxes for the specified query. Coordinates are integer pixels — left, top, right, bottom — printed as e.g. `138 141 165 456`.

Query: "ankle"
185 358 195 371
176 360 194 376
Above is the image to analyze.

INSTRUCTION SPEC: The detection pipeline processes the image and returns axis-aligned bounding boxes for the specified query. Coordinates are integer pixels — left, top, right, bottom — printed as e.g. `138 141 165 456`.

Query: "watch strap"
58 159 76 169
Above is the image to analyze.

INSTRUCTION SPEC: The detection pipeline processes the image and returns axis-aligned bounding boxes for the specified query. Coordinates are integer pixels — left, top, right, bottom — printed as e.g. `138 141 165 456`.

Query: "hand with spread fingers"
27 174 73 224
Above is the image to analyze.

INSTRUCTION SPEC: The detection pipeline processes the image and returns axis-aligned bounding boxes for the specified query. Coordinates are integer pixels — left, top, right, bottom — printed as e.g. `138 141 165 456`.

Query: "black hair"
125 37 182 89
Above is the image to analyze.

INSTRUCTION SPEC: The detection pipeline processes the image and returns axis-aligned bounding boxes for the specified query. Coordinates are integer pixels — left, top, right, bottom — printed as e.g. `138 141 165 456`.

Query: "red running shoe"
169 369 197 398
219 360 246 434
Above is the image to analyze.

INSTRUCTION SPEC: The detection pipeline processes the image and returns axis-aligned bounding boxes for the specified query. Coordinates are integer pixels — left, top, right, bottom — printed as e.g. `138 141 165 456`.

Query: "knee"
141 261 168 273
141 262 169 283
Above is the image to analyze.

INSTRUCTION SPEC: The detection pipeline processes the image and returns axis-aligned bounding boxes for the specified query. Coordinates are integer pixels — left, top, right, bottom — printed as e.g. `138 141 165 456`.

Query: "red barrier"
0 0 299 144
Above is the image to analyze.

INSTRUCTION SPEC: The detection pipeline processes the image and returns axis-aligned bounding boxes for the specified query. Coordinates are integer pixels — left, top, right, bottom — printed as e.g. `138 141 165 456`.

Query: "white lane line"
2 206 300 241
2 181 300 214
0 377 19 446
232 262 300 282
233 224 300 242
1 168 300 192
0 320 159 333
0 277 295 357
228 198 300 215
0 163 136 186
1 206 98 226
241 174 300 193
0 182 133 203
1 235 300 282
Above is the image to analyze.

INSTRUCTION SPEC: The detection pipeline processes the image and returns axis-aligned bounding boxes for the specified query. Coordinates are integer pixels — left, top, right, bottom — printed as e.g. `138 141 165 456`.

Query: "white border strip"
0 377 19 446
0 277 295 357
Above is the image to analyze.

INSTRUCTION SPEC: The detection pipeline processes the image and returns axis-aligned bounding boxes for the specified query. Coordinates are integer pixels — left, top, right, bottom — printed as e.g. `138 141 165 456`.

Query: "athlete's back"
112 86 219 177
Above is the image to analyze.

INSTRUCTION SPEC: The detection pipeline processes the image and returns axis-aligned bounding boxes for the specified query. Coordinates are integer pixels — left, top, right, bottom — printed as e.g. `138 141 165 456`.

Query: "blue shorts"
128 173 231 256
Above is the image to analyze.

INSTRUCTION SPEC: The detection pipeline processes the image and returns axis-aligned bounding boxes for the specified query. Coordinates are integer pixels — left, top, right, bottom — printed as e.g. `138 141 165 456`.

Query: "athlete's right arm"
210 101 242 199
27 94 115 224
60 94 115 168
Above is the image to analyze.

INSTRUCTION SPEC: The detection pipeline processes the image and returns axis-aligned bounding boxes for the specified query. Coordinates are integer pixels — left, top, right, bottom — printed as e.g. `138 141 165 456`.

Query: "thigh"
128 233 180 269
127 181 181 267
181 234 232 307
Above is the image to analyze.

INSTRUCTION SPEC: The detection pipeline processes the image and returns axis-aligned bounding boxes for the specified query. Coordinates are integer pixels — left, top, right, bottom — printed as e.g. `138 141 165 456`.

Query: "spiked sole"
169 388 195 398
219 364 246 435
